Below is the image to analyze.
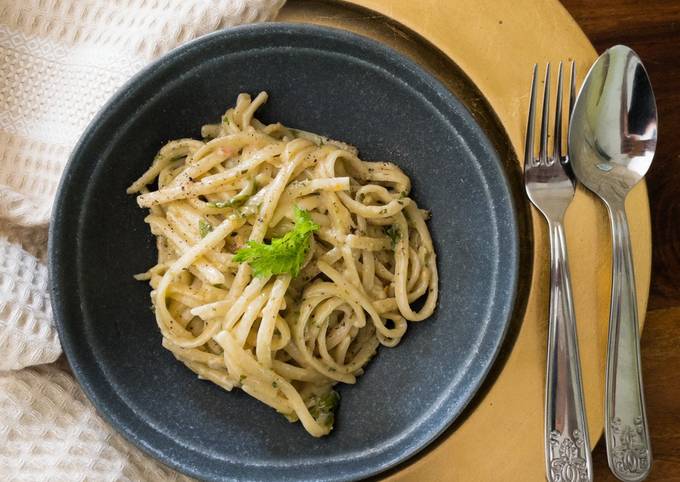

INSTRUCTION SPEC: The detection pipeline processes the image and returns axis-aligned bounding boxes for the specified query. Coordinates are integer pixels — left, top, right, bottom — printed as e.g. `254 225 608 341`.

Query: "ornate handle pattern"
545 220 593 482
605 201 652 481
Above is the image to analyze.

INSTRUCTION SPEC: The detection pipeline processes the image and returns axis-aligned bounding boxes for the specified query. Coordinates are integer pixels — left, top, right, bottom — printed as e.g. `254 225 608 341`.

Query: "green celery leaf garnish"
233 206 319 278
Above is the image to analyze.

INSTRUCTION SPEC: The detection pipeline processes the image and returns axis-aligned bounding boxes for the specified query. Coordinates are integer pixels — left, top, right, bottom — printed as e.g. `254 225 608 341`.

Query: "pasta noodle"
128 92 438 436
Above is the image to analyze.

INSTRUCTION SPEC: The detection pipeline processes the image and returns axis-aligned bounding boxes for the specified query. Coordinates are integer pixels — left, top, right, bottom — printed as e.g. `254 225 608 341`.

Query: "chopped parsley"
309 390 340 427
233 206 319 278
198 219 213 238
207 179 256 209
385 225 401 249
208 199 244 209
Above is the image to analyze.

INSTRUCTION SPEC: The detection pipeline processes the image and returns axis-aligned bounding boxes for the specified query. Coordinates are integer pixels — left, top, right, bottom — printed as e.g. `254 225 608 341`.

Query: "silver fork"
524 62 593 482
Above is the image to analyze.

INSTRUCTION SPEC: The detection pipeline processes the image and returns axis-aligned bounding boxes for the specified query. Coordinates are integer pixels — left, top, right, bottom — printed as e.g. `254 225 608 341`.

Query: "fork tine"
525 64 538 167
554 62 564 162
539 63 551 165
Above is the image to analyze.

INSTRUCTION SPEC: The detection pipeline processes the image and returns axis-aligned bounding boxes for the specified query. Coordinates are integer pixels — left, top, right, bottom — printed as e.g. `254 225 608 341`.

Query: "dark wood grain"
560 1 680 480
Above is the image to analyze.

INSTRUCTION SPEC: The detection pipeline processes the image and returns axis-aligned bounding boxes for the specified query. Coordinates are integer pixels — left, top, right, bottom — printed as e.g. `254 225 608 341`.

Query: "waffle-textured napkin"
0 0 284 479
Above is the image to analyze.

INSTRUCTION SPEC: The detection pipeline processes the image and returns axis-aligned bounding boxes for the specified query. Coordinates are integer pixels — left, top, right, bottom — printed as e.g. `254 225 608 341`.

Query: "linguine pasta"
129 92 438 436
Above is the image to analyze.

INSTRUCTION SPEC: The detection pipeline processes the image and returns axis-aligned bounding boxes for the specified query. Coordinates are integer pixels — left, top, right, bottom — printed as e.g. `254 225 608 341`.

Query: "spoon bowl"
569 44 657 202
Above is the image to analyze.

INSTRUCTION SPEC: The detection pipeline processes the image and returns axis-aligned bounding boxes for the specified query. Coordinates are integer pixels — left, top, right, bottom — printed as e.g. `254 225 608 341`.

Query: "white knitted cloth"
0 0 284 479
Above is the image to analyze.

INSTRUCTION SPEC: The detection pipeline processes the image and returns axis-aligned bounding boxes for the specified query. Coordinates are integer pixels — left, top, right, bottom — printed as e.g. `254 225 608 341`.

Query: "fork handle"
604 200 652 481
545 220 593 482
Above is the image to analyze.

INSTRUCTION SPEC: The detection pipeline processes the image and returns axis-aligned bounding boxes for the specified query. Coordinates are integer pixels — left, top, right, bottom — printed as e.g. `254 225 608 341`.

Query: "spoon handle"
605 200 652 481
545 220 593 482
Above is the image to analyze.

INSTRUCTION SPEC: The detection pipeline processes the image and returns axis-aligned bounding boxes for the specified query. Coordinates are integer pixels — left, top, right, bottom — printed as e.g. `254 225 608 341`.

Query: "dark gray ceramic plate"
49 23 519 482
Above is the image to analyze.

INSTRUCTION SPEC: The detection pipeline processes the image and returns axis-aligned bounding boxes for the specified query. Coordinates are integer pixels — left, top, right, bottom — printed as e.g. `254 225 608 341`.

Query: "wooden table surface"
560 1 680 480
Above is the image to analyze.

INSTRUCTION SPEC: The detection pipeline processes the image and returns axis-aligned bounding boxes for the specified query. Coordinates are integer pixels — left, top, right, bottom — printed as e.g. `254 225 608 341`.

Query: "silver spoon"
569 45 656 481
